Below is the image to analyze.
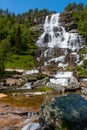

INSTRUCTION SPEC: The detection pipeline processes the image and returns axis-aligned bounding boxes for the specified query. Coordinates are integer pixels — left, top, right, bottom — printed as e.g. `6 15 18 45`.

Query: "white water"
36 13 84 51
22 123 40 130
21 112 40 130
54 72 73 78
50 78 69 86
48 55 65 63
23 82 31 89
50 72 73 86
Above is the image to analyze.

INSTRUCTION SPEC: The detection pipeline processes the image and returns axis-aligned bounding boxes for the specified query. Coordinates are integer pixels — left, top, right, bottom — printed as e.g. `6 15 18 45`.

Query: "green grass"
5 54 35 69
37 86 55 92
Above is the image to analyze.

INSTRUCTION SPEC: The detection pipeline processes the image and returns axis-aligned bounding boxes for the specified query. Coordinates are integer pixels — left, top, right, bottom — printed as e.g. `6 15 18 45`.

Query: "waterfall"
36 13 84 51
21 112 40 130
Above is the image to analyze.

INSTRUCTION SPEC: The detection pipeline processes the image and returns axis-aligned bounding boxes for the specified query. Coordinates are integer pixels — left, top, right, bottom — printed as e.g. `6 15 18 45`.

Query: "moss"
79 48 87 55
28 73 47 81
75 66 87 78
55 120 72 130
37 86 55 92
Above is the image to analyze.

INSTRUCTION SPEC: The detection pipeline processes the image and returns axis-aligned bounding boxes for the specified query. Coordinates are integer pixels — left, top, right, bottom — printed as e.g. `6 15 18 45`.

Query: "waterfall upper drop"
36 13 84 51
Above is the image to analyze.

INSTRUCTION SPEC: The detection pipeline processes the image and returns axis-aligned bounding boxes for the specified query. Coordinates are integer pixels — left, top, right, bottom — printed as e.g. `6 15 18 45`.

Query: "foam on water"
36 13 84 51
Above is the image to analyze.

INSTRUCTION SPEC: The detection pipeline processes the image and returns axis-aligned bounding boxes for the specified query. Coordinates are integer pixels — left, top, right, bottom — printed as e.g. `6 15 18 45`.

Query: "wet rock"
82 87 87 96
80 79 87 88
32 77 49 89
68 76 80 90
22 123 40 130
46 82 65 93
47 75 80 92
39 94 87 130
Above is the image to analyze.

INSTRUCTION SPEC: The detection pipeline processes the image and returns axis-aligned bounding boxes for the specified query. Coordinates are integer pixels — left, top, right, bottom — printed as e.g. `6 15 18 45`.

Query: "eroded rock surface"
39 94 87 130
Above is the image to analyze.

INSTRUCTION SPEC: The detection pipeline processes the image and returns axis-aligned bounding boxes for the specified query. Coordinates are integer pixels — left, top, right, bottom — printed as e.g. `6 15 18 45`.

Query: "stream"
0 88 81 130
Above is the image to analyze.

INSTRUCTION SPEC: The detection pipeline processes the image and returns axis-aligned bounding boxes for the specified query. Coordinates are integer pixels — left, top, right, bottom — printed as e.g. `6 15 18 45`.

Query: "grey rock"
32 77 49 88
68 76 80 90
47 76 80 92
82 87 87 96
46 82 65 93
39 94 87 130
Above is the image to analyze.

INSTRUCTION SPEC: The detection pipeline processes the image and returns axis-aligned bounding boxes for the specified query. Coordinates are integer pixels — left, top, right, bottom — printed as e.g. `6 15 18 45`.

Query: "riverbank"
0 102 39 130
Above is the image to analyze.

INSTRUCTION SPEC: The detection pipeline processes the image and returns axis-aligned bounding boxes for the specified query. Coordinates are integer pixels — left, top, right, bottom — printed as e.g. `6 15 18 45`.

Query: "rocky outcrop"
46 82 65 93
32 77 49 89
80 79 87 96
39 94 87 130
0 103 39 130
67 76 80 90
80 79 87 88
60 12 78 32
46 75 80 92
0 74 26 90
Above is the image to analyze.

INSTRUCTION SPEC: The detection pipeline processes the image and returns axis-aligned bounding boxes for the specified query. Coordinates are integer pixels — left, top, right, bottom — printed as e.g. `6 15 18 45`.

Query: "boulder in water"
39 94 87 130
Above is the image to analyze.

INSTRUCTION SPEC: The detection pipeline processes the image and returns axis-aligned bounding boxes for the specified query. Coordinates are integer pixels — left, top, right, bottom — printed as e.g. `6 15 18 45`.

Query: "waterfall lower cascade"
36 13 84 51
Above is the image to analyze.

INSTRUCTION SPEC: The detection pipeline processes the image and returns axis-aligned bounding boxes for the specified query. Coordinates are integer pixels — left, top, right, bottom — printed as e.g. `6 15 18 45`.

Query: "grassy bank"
5 54 35 69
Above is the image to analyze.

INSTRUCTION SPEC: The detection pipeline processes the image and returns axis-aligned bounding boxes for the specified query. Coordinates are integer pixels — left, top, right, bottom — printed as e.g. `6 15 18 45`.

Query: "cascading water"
36 13 84 51
36 13 85 67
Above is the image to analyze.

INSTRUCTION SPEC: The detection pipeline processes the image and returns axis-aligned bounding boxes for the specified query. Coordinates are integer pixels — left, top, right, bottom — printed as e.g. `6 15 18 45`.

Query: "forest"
0 8 55 75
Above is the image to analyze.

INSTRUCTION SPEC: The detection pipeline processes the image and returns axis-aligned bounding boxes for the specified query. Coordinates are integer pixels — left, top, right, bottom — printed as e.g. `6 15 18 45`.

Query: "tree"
78 7 87 38
65 2 84 12
0 39 10 75
15 25 22 54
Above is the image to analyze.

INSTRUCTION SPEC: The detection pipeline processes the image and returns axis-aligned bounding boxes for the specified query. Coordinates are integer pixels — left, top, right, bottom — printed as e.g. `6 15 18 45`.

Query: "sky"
0 0 87 14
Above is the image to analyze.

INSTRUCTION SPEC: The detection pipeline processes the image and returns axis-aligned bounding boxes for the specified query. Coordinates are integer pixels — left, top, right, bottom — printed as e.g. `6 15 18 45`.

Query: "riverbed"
0 88 81 129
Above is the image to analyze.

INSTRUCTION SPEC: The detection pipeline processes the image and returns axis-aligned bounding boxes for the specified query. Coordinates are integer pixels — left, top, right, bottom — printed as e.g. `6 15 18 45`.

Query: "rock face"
39 94 87 130
0 75 26 90
59 12 78 32
32 77 49 89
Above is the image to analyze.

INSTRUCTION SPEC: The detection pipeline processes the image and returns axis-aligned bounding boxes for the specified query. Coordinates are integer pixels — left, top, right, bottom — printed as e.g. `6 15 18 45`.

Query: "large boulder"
46 76 80 92
39 94 87 130
67 76 80 90
46 82 65 93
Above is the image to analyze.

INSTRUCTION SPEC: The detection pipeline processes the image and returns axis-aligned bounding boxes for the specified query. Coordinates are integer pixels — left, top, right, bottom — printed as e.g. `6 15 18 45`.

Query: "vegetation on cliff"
65 2 87 40
0 9 55 75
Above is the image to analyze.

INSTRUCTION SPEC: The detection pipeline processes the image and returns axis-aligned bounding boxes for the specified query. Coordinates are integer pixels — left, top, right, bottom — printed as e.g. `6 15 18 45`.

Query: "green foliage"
79 48 87 55
5 54 35 69
0 8 55 70
0 39 10 76
65 2 84 12
83 59 87 69
65 3 87 40
78 9 87 38
75 66 87 78
27 73 47 83
37 86 54 92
